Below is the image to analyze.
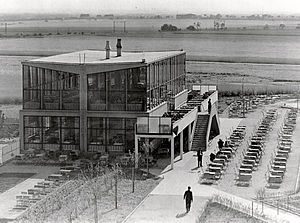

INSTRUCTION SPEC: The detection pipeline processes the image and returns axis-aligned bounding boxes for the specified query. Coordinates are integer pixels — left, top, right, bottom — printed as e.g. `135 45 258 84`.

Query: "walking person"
197 150 203 167
183 186 193 213
208 99 212 114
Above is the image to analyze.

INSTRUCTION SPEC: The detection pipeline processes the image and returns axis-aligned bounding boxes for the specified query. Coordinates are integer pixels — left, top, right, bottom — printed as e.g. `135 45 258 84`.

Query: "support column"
19 112 24 152
135 136 139 168
80 73 88 153
188 124 192 151
180 131 183 160
171 136 174 169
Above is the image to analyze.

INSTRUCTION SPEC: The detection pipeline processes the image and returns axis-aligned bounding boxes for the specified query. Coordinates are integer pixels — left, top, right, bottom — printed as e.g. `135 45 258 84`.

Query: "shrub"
186 25 196 31
161 24 178 31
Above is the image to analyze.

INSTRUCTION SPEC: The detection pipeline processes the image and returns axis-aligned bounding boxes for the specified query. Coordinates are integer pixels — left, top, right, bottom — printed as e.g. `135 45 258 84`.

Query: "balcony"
136 116 172 135
136 85 218 136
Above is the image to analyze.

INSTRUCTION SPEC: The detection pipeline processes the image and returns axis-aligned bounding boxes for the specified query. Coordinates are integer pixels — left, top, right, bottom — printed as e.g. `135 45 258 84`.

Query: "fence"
0 138 20 165
210 193 292 223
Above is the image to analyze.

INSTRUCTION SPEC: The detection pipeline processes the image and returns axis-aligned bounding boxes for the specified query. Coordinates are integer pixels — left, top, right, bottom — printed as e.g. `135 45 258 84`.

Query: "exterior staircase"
191 114 210 151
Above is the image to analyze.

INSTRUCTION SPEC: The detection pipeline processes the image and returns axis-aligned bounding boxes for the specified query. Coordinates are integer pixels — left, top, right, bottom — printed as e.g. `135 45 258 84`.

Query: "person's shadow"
176 212 188 218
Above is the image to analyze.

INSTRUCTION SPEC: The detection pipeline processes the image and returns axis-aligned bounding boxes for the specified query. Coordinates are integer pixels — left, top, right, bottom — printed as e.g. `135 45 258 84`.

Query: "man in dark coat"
197 150 203 167
183 186 193 212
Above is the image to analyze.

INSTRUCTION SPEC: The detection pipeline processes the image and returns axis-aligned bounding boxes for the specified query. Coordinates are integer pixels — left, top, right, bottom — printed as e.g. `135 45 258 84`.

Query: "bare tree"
141 140 153 176
78 163 114 223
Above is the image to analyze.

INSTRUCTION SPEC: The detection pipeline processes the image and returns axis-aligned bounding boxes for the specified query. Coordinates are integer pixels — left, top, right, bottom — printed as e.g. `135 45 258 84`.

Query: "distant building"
79 14 90 19
104 14 114 19
96 15 102 19
176 14 197 19
20 39 219 169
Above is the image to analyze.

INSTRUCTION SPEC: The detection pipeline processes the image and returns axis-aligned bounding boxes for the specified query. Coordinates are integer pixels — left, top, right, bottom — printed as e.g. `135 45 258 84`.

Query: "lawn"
0 172 35 193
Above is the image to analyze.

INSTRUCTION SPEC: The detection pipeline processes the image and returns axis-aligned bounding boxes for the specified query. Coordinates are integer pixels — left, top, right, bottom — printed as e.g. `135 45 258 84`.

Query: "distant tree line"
160 24 180 31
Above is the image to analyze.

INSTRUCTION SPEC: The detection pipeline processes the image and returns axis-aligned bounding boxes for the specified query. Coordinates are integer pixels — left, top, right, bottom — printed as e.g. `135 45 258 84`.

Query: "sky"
0 0 299 15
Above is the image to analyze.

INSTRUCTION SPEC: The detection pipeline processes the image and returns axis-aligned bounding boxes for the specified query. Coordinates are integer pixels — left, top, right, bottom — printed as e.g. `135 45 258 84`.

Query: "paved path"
124 118 239 223
124 117 300 223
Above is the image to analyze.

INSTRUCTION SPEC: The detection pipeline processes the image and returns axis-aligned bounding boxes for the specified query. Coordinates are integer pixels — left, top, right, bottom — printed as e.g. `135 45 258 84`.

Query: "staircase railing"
190 114 198 151
206 102 220 149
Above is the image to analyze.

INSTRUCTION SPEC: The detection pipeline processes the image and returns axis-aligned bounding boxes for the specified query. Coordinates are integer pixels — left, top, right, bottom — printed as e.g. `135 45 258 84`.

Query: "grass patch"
198 202 265 223
0 172 35 193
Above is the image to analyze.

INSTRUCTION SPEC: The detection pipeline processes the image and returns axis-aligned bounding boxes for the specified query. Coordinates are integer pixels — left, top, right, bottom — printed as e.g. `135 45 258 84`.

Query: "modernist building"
20 39 219 168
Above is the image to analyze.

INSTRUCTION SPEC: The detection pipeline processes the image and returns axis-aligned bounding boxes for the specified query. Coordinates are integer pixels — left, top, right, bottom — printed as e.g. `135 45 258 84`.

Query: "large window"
88 117 106 153
88 73 106 110
23 66 79 110
147 53 186 110
24 116 42 145
24 116 79 151
87 117 136 153
87 67 146 111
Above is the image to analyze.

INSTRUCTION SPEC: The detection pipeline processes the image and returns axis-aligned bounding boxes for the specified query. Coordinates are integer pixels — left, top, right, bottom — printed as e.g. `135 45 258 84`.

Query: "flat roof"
30 50 185 65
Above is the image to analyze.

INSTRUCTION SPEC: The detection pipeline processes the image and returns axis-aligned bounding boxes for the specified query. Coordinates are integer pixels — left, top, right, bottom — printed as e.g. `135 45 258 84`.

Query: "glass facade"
24 116 80 151
87 117 136 153
147 54 186 110
23 66 80 110
22 52 186 154
87 67 147 111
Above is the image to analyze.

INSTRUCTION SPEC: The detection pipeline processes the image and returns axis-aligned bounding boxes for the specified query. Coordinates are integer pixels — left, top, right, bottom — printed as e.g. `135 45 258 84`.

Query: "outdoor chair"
270 169 285 177
268 174 283 184
271 164 286 172
239 167 252 174
267 182 281 189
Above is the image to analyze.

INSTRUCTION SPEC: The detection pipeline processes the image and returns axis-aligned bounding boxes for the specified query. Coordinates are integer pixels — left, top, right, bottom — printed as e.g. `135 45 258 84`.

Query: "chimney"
105 41 111 59
116 38 122 57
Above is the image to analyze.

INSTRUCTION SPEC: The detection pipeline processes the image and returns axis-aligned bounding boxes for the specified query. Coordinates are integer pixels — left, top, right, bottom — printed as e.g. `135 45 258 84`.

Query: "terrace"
135 85 218 169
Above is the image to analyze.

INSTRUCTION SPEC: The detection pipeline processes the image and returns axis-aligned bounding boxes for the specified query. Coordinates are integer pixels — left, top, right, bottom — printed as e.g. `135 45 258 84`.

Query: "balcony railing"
136 116 172 135
190 84 217 93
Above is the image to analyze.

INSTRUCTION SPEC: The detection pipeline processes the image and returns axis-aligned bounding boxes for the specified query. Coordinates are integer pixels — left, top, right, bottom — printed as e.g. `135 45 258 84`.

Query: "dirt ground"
44 178 160 223
198 202 264 223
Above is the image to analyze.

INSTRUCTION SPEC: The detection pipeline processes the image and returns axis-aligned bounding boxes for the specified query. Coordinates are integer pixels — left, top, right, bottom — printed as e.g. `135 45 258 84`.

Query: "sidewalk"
123 118 239 223
124 117 300 223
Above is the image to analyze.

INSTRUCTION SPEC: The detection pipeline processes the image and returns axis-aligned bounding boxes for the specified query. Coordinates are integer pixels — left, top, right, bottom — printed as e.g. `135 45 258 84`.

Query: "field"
187 61 300 95
0 18 299 101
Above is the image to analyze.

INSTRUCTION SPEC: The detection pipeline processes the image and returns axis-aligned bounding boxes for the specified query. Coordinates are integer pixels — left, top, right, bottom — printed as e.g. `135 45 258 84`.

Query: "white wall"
148 102 168 117
173 107 198 134
0 139 20 165
175 90 188 109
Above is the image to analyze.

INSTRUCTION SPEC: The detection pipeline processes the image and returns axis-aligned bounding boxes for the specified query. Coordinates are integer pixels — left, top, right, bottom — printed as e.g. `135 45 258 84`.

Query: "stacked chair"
266 108 297 189
200 125 246 185
236 109 277 187
13 166 79 211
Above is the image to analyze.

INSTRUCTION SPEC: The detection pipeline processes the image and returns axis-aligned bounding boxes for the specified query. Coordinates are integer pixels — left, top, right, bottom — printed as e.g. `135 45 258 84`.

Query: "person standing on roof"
208 99 212 114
